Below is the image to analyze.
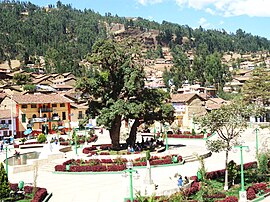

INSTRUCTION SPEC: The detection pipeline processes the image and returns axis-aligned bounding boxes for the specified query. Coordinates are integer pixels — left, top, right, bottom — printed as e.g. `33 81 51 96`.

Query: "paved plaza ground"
1 127 270 202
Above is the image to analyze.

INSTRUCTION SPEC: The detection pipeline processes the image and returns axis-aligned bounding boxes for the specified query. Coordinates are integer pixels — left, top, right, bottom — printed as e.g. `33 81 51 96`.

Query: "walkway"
1 127 269 202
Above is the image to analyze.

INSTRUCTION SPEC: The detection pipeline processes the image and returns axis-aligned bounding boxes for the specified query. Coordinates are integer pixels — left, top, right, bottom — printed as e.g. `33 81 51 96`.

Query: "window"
22 114 26 123
60 103 65 107
1 120 5 124
32 114 37 118
8 120 11 124
78 111 83 119
43 114 47 118
22 104 27 109
3 131 8 136
52 104 57 107
62 112 66 120
31 104 37 108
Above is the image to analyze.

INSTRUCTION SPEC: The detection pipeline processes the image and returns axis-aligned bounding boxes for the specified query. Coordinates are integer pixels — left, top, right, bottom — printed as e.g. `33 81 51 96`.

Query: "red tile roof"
12 94 72 104
171 93 205 103
0 109 16 119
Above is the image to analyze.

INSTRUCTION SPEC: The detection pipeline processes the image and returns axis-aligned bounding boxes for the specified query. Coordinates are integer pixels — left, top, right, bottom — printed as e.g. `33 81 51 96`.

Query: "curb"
43 192 53 202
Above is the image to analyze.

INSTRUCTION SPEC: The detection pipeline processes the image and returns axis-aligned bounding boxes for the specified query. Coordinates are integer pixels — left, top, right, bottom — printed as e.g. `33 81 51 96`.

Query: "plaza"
1 126 269 202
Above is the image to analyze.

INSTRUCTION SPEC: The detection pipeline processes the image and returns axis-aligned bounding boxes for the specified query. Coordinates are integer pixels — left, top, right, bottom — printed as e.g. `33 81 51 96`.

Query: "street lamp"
4 145 9 179
254 127 259 157
163 123 169 151
234 144 250 202
122 161 139 202
74 128 78 156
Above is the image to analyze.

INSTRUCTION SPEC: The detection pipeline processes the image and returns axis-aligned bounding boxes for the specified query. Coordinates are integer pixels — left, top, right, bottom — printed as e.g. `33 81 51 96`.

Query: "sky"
29 0 270 39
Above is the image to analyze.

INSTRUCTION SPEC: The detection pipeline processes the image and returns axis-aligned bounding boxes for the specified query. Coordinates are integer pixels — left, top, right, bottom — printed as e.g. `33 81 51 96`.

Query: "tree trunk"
109 115 121 150
224 149 229 190
127 118 140 147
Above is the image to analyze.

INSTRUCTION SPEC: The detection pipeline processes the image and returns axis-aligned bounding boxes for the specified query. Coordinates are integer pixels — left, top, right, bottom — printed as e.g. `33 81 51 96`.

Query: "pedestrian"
0 142 3 152
178 175 183 188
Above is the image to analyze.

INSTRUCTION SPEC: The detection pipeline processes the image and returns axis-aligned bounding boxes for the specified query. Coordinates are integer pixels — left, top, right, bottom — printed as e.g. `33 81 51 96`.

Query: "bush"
221 196 238 202
247 187 256 200
0 163 10 198
37 133 47 143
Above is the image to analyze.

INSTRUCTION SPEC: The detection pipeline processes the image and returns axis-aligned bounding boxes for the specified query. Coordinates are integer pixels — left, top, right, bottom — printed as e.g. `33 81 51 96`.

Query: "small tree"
0 162 10 199
227 160 237 186
37 133 47 143
196 100 255 190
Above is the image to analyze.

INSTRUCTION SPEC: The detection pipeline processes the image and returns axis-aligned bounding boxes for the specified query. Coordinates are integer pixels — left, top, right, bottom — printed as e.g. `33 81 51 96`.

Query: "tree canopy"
76 39 174 149
196 100 256 190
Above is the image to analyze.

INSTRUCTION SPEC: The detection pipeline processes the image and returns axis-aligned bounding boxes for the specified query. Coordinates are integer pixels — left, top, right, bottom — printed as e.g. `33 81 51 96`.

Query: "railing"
0 123 10 129
31 118 47 123
38 108 53 112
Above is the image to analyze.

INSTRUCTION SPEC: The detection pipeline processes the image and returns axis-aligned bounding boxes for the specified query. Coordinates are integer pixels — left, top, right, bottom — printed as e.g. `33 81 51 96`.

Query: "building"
0 109 16 140
171 93 207 130
1 93 73 137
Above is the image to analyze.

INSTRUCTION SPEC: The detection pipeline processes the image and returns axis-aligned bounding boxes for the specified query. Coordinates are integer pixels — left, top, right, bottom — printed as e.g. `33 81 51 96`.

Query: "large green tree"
196 100 255 190
76 39 145 150
242 67 270 106
125 88 175 146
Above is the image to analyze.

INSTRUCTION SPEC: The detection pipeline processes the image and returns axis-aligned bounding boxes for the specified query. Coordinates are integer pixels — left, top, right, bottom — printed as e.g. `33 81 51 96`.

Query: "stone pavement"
1 127 269 202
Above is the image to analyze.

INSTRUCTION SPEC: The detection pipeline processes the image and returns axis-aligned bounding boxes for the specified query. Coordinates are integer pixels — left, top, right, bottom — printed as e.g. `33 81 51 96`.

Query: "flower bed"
9 183 48 202
55 154 183 172
167 133 212 139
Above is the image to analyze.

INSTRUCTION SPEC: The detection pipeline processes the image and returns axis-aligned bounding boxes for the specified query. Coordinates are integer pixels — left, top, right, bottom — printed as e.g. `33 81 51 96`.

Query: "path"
1 127 269 202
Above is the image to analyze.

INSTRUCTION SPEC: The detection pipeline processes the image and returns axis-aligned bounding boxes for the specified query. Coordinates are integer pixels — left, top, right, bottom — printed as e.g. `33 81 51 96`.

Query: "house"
1 93 73 137
171 93 207 130
0 109 16 140
51 77 76 86
63 92 89 128
32 75 53 85
206 98 230 111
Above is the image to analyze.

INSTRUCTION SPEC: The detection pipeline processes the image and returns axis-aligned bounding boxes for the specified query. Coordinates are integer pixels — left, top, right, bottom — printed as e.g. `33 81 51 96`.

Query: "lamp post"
4 145 9 179
254 127 259 157
163 123 169 151
234 144 249 202
123 161 139 202
73 128 78 156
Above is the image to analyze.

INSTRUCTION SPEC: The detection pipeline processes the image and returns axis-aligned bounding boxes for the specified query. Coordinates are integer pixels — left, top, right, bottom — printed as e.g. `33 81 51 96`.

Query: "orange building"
1 94 73 138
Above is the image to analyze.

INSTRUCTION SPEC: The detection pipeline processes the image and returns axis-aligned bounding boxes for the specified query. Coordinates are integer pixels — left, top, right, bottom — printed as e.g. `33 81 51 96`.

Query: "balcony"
47 116 60 122
0 124 10 129
31 118 47 123
38 108 53 112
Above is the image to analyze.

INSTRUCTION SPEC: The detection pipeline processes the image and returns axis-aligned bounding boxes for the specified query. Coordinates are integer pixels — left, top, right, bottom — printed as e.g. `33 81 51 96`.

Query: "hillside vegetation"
1 1 270 77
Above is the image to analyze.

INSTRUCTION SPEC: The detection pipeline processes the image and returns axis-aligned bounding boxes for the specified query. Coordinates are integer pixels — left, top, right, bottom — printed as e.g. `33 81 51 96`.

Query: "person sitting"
184 176 189 185
14 150 20 156
177 176 183 188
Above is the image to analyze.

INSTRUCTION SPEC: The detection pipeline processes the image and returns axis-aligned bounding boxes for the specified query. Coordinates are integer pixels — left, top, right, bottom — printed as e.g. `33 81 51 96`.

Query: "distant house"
1 93 73 137
0 109 16 139
206 98 230 111
32 75 53 85
171 93 207 130
51 77 76 86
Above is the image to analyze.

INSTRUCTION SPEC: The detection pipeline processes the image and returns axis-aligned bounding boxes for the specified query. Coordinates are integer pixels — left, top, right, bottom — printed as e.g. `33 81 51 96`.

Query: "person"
177 176 183 188
184 176 189 184
0 142 3 152
14 150 20 156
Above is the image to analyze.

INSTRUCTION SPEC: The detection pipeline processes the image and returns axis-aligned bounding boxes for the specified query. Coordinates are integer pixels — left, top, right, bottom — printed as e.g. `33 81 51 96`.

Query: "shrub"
0 163 10 198
31 188 48 202
221 196 238 202
37 133 47 143
247 187 256 200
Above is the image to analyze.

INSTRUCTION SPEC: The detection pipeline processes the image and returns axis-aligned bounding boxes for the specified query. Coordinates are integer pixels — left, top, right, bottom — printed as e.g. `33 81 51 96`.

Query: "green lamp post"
123 162 139 202
254 127 259 157
234 144 249 202
73 129 78 155
163 123 169 151
4 145 9 179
